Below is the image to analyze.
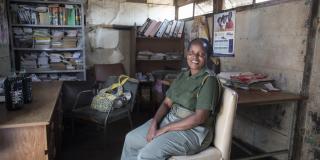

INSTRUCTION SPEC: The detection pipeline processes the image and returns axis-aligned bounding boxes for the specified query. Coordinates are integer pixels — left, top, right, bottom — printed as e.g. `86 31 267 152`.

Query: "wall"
86 0 174 74
300 3 320 159
185 0 311 159
0 0 11 76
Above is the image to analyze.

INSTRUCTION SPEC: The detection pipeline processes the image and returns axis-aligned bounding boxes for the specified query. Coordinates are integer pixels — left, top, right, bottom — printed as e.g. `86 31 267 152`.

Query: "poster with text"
213 10 235 57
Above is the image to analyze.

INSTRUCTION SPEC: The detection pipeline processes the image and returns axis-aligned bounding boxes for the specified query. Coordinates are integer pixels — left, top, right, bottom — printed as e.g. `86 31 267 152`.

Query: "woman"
121 38 220 160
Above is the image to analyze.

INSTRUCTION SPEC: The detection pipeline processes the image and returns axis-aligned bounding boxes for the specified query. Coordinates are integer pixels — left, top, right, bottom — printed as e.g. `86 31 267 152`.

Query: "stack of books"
63 30 78 48
138 19 185 38
21 54 37 70
13 27 33 48
218 72 279 91
51 30 64 48
33 29 51 49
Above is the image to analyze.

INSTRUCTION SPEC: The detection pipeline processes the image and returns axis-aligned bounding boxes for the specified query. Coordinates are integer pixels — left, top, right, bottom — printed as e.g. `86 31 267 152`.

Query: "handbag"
90 75 130 112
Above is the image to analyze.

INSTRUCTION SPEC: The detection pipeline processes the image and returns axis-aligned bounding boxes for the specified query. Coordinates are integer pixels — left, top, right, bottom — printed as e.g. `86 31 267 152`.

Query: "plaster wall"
86 0 174 74
0 0 11 76
185 1 310 159
300 4 320 159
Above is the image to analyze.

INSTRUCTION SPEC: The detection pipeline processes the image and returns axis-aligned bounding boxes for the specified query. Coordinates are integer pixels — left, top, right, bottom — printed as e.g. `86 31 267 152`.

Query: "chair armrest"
72 90 95 110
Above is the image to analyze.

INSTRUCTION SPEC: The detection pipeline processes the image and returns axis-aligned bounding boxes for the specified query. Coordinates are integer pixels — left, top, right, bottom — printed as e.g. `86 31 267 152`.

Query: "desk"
233 89 304 160
0 82 62 160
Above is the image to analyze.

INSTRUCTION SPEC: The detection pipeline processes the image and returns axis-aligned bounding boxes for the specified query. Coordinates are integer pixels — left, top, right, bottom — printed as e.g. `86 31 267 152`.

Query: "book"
148 21 162 37
143 20 158 37
65 5 76 26
169 20 177 37
155 19 169 38
163 20 173 38
138 18 151 36
173 20 181 37
177 21 185 38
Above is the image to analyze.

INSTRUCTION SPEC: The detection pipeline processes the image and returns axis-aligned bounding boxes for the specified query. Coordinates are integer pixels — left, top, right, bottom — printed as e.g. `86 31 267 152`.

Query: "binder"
155 19 169 38
168 20 177 37
177 21 185 38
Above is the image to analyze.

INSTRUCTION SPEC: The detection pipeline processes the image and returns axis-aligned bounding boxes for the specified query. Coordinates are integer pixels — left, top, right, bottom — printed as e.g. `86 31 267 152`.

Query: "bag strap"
196 74 223 115
109 75 130 90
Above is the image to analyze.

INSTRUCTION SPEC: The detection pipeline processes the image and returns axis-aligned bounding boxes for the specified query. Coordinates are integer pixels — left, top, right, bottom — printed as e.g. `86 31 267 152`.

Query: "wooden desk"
0 82 63 160
233 89 305 160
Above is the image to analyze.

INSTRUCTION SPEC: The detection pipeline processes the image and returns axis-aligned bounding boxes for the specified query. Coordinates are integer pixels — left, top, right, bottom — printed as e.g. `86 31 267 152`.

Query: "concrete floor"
60 110 271 160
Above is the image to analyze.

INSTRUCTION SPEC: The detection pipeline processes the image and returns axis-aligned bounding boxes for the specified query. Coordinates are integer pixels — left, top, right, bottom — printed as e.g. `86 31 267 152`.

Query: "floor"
60 108 271 160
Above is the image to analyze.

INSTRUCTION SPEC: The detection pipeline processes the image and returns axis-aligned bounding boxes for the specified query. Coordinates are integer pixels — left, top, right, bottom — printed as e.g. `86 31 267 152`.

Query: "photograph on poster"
213 10 235 57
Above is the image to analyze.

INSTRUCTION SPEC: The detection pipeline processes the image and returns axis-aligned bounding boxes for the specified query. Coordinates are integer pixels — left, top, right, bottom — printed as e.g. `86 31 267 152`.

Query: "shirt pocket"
178 85 199 109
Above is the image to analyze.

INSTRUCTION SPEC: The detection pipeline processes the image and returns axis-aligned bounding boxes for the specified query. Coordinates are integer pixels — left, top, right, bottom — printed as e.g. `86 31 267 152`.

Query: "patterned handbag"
90 75 130 112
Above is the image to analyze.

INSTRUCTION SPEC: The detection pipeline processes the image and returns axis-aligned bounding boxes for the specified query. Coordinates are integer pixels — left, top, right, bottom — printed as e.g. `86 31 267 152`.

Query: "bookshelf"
134 34 184 74
7 0 86 81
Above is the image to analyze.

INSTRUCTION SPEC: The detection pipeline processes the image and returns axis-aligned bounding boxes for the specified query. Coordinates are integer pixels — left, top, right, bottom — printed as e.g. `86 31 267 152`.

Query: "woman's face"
187 43 206 73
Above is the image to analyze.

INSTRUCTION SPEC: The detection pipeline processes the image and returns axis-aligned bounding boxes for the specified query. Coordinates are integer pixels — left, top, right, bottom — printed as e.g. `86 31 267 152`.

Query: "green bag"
90 75 130 112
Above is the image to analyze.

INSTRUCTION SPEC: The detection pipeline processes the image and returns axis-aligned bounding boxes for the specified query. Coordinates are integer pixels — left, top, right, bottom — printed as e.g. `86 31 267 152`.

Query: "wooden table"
233 89 305 160
0 82 63 160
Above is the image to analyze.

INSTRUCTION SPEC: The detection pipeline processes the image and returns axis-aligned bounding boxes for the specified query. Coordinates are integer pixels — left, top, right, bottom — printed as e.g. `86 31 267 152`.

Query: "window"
178 3 194 19
194 0 213 16
255 0 273 3
223 0 253 10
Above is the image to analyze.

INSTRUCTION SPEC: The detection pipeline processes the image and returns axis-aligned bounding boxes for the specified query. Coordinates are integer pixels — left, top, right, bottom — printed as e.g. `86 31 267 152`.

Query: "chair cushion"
72 106 130 125
169 147 222 160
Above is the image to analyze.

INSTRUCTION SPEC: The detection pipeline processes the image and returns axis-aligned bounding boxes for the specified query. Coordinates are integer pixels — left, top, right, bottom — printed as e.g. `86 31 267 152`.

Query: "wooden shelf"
9 0 82 5
21 69 84 74
13 48 83 51
12 24 82 28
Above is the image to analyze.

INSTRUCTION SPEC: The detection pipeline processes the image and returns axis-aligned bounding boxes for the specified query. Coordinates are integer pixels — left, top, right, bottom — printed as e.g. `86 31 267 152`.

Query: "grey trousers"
121 112 212 160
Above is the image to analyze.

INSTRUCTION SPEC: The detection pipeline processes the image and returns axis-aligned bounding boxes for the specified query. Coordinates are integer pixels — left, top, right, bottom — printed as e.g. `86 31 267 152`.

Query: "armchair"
170 87 238 160
70 76 139 144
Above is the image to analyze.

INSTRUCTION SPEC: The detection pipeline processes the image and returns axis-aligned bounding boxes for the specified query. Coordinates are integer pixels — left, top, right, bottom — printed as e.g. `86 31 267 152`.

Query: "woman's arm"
155 109 210 137
146 97 173 142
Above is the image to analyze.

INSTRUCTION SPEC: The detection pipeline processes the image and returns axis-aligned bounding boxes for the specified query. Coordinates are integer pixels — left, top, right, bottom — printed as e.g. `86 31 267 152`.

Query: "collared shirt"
166 68 219 112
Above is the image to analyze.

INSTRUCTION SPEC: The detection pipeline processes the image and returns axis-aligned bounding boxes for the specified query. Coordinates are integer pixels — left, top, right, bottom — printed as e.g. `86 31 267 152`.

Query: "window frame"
176 0 296 21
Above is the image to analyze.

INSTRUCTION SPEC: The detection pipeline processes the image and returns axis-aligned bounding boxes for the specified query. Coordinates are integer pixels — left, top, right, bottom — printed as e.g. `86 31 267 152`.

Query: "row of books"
11 4 81 25
137 51 183 60
13 27 80 49
138 19 185 38
30 73 79 81
20 52 83 71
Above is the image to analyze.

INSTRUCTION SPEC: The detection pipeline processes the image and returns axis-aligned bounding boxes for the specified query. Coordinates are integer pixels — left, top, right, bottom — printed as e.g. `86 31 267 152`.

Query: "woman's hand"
155 126 169 137
146 120 157 142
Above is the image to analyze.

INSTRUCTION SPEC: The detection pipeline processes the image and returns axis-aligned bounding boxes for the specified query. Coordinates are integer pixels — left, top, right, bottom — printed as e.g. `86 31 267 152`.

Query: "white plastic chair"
170 87 238 160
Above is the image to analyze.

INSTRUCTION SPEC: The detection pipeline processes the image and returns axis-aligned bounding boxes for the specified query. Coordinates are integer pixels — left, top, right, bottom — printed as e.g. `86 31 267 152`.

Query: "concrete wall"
185 0 311 159
0 0 11 76
86 0 174 74
300 3 320 159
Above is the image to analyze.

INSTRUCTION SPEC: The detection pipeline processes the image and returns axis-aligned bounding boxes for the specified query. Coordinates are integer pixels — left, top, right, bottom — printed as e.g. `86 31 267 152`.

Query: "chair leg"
71 118 75 137
128 110 133 129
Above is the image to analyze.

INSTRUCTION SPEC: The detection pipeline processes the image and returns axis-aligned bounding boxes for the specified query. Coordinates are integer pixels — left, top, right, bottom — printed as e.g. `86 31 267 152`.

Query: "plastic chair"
170 87 238 160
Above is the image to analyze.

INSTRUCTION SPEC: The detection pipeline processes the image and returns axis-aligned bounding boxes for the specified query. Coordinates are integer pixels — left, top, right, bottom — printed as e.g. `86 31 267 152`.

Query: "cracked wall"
86 0 174 74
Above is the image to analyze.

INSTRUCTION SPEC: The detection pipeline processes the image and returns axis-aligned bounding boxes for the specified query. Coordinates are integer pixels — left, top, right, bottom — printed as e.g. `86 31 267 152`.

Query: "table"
233 89 305 160
0 82 63 160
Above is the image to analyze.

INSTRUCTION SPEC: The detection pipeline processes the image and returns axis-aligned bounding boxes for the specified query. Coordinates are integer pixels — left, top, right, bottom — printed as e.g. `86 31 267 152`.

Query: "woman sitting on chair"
121 38 220 160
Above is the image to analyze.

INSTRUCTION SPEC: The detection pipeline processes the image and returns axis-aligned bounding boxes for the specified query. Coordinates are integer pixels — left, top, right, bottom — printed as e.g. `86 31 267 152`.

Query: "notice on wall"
213 10 235 57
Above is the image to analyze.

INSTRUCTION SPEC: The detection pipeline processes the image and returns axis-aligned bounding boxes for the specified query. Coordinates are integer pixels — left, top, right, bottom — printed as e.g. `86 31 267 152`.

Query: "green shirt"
166 68 219 112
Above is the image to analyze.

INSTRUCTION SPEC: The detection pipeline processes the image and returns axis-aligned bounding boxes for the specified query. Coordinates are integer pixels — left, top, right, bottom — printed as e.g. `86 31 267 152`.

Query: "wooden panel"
136 60 182 73
0 82 62 128
0 125 47 160
136 37 184 53
237 89 305 106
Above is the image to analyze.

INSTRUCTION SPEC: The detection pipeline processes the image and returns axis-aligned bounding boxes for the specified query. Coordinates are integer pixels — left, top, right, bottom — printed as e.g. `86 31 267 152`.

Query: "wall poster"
213 10 235 57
